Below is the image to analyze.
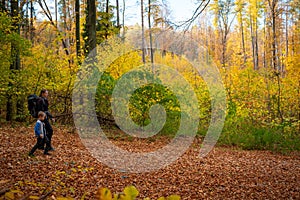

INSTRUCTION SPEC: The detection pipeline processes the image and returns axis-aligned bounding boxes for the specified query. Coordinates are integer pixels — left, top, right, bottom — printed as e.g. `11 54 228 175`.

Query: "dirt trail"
0 125 299 199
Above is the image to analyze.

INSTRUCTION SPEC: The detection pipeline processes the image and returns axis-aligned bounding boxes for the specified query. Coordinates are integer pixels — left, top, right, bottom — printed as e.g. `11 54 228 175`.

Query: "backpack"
27 94 40 118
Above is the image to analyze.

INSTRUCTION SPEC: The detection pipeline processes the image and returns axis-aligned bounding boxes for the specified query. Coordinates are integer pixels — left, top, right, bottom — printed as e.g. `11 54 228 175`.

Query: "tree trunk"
250 15 258 70
116 0 120 28
220 25 227 70
106 0 109 13
285 3 288 58
269 0 283 122
61 0 67 30
105 0 109 39
61 0 70 50
6 0 20 121
85 0 97 55
0 0 5 11
255 22 259 70
291 14 295 56
271 2 278 71
148 0 154 69
141 0 146 63
263 12 267 69
222 36 227 69
30 0 34 43
75 0 80 57
24 0 29 39
55 0 58 25
122 0 125 40
240 15 246 67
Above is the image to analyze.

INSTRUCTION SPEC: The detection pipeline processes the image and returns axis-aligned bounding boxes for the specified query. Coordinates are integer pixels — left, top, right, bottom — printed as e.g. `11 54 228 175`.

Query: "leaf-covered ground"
0 125 299 199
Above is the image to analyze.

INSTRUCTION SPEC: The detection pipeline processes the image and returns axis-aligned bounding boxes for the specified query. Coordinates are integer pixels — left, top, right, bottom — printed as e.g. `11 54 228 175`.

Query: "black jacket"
37 97 53 119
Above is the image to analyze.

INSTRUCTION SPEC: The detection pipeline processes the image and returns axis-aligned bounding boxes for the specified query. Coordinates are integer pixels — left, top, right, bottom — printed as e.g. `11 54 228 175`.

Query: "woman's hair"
38 111 46 118
40 89 48 97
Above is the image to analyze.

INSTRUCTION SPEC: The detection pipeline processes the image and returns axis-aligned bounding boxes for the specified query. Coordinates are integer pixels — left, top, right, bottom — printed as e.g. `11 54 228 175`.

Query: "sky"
124 0 197 26
38 0 198 27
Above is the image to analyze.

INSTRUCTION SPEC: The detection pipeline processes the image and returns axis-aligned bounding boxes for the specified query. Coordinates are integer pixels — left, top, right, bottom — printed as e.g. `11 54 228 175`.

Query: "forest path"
0 125 299 199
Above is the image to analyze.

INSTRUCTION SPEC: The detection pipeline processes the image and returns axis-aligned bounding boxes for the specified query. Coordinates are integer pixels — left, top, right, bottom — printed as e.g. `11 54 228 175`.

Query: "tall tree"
10 0 20 71
141 0 146 63
85 0 96 55
105 0 110 39
38 0 71 60
211 0 235 69
285 1 288 58
75 0 80 57
30 0 34 43
6 0 21 121
116 0 120 29
0 0 5 11
289 0 300 56
95 1 120 44
148 0 154 67
235 0 247 67
249 0 260 70
55 0 58 25
122 0 125 39
267 0 280 71
266 0 283 122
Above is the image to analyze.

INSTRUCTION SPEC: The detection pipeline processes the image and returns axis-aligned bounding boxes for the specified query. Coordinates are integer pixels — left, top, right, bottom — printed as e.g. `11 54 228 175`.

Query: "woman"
37 89 55 151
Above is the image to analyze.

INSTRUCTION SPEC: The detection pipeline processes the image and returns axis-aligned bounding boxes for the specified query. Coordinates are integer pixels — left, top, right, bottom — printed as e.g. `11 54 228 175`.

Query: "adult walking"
37 89 55 151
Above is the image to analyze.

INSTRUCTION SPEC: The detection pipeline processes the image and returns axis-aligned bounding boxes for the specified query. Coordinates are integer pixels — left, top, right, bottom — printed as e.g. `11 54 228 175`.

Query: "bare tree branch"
37 0 70 57
166 0 211 31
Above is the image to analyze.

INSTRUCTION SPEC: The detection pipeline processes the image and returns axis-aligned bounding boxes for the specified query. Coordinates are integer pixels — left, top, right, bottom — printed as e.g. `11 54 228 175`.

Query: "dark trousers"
44 117 53 147
30 136 50 155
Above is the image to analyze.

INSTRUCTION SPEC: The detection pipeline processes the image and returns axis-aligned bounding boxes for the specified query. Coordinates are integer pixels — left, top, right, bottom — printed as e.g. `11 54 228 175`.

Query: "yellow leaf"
123 186 139 199
115 194 126 200
81 192 87 200
29 195 40 199
97 188 112 200
166 195 180 200
5 191 15 200
10 190 23 194
71 168 77 172
57 197 74 200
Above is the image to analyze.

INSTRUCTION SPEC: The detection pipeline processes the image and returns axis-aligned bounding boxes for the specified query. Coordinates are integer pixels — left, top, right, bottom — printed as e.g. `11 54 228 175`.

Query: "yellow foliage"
95 186 180 200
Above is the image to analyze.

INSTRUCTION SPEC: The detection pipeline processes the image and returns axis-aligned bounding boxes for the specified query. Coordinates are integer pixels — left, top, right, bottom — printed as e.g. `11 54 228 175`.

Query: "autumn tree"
6 0 21 121
248 0 262 70
95 0 120 44
148 0 154 66
84 0 96 55
141 0 146 63
75 0 80 57
211 0 236 69
235 0 247 67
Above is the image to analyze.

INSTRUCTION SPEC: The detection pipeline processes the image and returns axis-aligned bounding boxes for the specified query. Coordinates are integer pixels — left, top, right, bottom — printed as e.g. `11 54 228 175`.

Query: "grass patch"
218 120 300 153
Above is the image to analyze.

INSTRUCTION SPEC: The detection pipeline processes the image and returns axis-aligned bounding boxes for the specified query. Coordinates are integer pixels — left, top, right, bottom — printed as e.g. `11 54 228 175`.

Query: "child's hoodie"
34 120 45 138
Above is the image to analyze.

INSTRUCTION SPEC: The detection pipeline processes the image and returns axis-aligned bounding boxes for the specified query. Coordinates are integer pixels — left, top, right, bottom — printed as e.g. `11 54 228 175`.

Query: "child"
29 111 51 156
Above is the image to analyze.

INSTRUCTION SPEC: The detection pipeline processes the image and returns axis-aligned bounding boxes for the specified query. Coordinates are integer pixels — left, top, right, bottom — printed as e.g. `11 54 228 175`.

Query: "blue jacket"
34 120 45 137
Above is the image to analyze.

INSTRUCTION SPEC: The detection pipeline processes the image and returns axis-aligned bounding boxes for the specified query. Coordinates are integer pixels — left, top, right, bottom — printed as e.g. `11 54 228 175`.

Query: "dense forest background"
0 0 299 151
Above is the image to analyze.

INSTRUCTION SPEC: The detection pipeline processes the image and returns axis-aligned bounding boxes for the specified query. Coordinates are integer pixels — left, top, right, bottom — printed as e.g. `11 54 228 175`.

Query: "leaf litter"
0 125 299 199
